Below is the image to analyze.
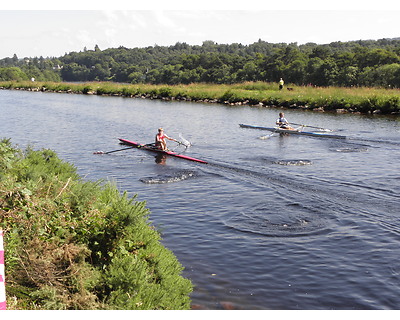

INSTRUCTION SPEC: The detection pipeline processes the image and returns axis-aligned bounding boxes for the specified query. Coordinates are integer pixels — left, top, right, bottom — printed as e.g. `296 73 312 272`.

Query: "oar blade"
179 134 192 147
259 133 276 139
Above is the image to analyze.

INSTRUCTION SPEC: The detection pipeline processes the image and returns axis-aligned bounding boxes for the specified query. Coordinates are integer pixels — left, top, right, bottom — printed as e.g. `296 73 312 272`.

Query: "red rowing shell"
118 138 208 164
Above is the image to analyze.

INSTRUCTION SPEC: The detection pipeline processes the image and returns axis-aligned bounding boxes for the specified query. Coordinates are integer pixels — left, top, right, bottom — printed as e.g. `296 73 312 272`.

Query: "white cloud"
153 11 178 29
1 9 399 58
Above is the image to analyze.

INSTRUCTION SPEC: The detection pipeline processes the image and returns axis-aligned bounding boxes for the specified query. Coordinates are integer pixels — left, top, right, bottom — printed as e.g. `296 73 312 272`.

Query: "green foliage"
2 38 400 87
0 138 19 171
221 90 243 103
82 85 93 94
0 67 29 81
0 141 193 310
157 87 173 98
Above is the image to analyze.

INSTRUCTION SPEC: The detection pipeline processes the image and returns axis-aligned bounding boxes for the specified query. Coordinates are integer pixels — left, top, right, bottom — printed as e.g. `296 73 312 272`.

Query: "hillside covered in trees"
1 38 400 87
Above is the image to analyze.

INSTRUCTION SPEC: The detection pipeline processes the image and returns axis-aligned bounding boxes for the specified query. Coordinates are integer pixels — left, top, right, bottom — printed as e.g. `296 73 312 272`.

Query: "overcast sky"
1 0 399 59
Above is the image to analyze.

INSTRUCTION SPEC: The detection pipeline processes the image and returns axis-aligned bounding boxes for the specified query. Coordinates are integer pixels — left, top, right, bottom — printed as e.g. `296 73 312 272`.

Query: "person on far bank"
276 112 294 130
279 78 284 90
155 128 178 151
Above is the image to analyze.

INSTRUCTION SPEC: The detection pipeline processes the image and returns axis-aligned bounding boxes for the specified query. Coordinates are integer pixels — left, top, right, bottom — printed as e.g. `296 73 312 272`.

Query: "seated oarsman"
276 112 295 130
155 128 178 151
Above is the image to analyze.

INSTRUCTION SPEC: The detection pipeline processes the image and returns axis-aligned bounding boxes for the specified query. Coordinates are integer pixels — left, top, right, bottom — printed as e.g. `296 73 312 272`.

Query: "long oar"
290 123 333 132
93 146 134 155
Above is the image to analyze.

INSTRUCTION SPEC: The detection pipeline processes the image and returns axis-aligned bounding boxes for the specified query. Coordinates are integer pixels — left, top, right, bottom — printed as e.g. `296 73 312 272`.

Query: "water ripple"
224 202 333 237
139 170 197 184
273 159 313 166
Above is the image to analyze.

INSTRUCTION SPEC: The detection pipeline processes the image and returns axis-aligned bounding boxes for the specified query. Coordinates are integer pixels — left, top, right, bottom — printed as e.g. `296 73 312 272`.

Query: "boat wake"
349 137 400 146
273 159 313 166
224 201 333 238
139 170 196 184
330 147 369 152
326 139 371 153
205 156 398 238
241 156 313 166
203 162 341 238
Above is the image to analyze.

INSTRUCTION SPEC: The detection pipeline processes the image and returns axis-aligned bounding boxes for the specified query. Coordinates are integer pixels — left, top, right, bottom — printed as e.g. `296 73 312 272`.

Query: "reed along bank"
1 80 399 115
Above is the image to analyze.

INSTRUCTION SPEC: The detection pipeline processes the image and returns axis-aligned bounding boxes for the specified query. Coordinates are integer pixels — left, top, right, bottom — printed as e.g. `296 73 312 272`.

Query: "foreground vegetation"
1 80 399 115
0 139 192 309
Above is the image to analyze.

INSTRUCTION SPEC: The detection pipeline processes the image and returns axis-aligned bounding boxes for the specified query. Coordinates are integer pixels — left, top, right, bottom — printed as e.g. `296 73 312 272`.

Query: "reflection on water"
1 89 400 310
154 153 167 165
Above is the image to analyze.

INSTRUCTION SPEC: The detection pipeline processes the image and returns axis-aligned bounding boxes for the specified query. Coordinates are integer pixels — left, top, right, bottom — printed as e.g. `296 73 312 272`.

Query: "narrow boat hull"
239 124 346 139
118 138 208 164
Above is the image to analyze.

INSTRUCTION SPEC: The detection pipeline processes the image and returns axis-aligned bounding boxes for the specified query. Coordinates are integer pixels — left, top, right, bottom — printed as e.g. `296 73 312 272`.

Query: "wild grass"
0 139 193 310
1 80 399 114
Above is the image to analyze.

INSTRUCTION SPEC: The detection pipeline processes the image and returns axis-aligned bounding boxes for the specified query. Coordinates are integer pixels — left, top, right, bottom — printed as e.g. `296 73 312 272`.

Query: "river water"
1 89 399 310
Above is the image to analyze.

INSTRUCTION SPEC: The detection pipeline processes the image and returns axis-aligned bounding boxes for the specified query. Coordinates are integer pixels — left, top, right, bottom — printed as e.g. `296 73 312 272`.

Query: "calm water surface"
1 90 399 310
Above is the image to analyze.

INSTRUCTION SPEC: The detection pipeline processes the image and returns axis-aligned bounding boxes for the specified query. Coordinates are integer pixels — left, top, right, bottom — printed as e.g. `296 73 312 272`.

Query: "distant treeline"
1 39 400 87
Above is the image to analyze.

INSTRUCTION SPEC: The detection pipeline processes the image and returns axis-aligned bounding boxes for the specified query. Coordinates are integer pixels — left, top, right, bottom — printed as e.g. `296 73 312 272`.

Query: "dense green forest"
1 39 400 87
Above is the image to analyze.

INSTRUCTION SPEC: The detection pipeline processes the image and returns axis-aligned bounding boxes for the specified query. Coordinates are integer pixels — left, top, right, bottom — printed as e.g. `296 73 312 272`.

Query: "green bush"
157 87 173 98
0 140 193 310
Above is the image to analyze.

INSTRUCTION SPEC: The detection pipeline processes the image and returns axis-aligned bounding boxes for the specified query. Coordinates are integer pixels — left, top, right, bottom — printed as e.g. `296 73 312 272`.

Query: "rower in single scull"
155 128 178 151
276 112 295 130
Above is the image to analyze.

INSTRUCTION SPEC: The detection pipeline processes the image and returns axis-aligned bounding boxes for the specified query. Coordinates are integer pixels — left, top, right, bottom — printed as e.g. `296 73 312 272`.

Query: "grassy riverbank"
0 139 192 310
1 80 400 115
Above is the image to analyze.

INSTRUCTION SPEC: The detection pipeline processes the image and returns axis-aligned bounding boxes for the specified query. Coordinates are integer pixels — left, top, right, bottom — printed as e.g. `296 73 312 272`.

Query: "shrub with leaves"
0 139 192 309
